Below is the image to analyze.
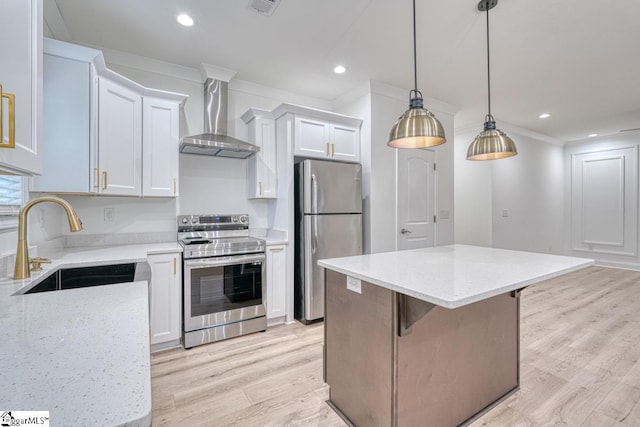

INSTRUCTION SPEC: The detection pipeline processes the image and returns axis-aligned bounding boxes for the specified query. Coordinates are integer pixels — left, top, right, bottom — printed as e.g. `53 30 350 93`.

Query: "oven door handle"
184 254 265 268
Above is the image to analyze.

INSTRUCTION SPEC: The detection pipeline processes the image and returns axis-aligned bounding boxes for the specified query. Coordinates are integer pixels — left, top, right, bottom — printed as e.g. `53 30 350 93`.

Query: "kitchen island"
318 244 593 427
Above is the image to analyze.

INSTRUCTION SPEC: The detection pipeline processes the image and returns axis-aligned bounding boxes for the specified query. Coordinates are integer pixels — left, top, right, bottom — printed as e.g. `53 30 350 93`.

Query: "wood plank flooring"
151 266 640 426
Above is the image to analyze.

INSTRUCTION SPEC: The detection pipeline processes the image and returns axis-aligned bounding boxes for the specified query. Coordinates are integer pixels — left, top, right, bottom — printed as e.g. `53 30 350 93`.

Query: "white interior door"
397 149 436 250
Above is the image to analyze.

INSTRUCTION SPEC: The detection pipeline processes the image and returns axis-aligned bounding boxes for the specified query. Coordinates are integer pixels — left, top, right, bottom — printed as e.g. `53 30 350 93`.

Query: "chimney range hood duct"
180 79 260 159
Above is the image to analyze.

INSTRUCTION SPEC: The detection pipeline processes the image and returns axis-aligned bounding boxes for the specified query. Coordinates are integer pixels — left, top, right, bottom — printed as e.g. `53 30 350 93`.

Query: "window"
0 175 23 229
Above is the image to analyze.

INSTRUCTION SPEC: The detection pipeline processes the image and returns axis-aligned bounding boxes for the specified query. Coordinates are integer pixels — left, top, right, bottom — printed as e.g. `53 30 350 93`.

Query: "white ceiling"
47 0 640 142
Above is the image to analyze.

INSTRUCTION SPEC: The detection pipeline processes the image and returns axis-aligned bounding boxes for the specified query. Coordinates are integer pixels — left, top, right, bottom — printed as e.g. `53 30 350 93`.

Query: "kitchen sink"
16 262 150 295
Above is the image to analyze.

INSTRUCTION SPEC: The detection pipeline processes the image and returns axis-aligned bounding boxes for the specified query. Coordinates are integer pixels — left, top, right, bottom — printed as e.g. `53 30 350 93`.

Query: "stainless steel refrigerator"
294 159 363 323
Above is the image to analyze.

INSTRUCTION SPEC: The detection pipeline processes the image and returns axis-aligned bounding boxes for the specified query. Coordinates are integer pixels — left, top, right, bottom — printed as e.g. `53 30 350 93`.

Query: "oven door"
184 253 266 332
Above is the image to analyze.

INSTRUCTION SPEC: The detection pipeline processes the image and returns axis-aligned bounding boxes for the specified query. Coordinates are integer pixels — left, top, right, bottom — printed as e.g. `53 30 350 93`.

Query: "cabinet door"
97 77 142 196
266 245 287 321
143 97 179 197
294 116 330 159
149 253 182 347
330 124 360 162
247 117 277 199
32 53 92 192
0 0 42 175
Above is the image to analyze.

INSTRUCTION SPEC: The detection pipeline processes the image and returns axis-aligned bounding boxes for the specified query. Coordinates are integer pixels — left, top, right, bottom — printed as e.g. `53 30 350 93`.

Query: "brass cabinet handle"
94 168 100 189
102 171 107 190
326 142 330 156
259 181 263 196
270 247 284 253
0 84 16 149
173 257 177 275
332 143 335 157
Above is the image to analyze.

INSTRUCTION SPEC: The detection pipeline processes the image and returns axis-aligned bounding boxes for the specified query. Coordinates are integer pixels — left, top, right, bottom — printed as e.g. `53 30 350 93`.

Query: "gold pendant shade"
466 128 517 160
388 107 446 148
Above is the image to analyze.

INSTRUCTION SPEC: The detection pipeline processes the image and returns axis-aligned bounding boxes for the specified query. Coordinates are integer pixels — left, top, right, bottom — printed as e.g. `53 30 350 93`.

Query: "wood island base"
324 269 521 427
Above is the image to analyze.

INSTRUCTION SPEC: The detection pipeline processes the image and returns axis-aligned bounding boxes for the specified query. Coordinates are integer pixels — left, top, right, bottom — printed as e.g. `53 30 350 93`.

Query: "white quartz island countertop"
0 242 182 426
318 244 594 308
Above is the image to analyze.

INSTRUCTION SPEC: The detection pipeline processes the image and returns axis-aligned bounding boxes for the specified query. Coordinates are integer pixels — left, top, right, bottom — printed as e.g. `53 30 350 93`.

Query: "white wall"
454 124 565 255
454 129 492 246
492 131 565 254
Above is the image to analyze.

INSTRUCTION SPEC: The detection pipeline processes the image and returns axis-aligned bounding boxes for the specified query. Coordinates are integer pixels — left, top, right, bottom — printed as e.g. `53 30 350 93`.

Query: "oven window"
190 261 262 317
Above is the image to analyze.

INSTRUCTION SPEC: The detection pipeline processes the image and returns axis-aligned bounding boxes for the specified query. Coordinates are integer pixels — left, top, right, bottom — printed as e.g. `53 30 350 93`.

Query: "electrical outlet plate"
104 207 115 222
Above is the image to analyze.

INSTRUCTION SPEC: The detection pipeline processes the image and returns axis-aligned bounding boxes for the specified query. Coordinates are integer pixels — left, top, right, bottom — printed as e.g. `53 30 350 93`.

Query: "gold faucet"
13 196 83 280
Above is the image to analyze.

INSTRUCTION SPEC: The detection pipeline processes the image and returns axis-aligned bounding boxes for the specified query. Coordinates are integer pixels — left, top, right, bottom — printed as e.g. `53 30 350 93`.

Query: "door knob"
400 228 412 235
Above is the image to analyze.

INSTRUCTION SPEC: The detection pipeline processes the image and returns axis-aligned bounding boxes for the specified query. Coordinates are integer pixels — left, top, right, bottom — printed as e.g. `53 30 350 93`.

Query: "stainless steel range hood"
180 79 260 159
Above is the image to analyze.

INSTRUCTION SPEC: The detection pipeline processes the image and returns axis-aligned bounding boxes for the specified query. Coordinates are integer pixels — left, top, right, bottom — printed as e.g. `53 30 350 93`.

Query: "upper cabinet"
31 38 186 197
274 103 362 163
242 108 277 199
97 77 142 196
0 0 43 175
143 97 179 197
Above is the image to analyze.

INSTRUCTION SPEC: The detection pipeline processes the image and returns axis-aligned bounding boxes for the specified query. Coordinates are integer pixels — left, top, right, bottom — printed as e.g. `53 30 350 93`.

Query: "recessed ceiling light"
177 14 194 27
333 65 347 74
538 113 551 119
588 133 598 137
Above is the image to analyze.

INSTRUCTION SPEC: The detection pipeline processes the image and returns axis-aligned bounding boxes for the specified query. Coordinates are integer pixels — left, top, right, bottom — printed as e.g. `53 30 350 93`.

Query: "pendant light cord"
486 4 492 120
413 0 418 93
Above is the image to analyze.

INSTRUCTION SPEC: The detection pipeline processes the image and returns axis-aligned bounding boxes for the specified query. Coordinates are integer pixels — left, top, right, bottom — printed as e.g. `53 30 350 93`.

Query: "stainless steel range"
179 214 266 348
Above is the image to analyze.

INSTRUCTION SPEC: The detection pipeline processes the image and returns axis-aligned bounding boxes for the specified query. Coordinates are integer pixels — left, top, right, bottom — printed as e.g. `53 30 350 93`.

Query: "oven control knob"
232 216 238 223
181 217 189 224
191 217 198 224
239 215 248 224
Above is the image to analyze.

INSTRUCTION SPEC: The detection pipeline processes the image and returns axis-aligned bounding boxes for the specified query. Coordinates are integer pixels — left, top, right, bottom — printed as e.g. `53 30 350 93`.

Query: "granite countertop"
318 244 594 309
0 242 182 426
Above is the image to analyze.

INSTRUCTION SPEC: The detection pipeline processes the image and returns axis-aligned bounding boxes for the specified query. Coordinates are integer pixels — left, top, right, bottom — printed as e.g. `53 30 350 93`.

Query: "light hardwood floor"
151 266 640 426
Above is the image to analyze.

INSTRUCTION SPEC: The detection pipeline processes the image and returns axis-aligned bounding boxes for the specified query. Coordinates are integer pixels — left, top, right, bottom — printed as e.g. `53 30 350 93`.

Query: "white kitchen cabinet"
294 117 359 161
97 77 142 196
32 47 94 192
148 252 182 350
330 123 359 162
242 108 277 199
0 0 42 175
273 104 362 163
143 97 179 197
266 244 287 323
31 38 185 196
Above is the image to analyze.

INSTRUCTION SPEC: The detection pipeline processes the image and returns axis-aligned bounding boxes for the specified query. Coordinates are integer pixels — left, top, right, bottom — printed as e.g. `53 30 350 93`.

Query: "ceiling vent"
247 0 281 16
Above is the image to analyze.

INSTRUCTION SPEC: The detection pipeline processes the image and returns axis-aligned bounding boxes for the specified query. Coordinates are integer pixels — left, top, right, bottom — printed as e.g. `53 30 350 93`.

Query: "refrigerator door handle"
312 215 318 254
311 173 318 213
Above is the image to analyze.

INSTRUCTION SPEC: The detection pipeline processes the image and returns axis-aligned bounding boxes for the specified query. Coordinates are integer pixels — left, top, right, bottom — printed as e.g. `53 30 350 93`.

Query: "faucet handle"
29 257 52 272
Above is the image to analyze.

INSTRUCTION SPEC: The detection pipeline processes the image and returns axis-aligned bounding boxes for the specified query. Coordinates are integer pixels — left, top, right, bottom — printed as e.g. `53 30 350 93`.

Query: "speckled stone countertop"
0 242 182 426
318 244 594 309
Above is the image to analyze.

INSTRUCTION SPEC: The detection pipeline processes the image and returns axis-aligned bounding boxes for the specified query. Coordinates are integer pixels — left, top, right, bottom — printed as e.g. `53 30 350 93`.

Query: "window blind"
0 175 22 215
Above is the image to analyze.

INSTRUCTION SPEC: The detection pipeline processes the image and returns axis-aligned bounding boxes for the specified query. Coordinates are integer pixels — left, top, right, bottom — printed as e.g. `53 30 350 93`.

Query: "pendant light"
388 0 446 149
466 0 517 161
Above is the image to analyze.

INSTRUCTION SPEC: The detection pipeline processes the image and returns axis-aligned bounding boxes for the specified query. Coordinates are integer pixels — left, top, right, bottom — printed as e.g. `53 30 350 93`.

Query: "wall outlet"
104 207 115 222
502 209 509 218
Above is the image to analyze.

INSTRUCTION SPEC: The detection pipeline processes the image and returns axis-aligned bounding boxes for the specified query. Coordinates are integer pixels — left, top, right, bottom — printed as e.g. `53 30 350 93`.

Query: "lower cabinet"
148 252 182 351
266 245 287 324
